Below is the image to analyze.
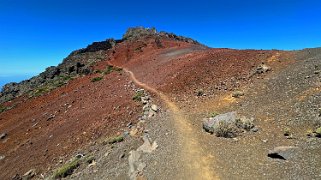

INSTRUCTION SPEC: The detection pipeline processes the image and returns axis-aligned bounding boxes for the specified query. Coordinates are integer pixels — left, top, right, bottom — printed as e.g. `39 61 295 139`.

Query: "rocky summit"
0 27 321 180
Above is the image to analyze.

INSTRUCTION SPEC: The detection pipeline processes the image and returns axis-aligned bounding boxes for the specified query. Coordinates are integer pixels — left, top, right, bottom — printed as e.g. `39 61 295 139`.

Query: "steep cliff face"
0 27 199 103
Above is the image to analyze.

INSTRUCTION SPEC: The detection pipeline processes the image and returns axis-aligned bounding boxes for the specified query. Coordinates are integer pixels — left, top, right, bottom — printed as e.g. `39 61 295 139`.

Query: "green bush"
91 77 103 82
235 117 254 131
209 112 219 118
0 105 7 113
52 158 81 179
214 121 238 138
315 127 321 137
34 87 51 97
103 65 123 75
283 127 291 136
29 75 74 98
107 135 124 144
196 89 204 96
306 129 314 137
132 91 144 101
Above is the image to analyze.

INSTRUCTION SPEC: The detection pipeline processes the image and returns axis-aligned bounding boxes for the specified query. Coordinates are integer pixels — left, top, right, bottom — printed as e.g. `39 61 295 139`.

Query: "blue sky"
0 0 321 79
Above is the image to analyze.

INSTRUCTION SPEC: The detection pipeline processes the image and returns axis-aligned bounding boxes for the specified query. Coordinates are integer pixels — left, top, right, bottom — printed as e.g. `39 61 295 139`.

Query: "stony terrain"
0 27 321 180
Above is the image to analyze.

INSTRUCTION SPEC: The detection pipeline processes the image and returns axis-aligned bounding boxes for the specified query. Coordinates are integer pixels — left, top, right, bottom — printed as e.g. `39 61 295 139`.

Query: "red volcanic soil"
106 36 294 100
0 72 142 178
0 35 295 179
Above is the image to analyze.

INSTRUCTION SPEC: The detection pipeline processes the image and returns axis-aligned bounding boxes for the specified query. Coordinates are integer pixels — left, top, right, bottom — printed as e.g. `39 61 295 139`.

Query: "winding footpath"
109 62 218 179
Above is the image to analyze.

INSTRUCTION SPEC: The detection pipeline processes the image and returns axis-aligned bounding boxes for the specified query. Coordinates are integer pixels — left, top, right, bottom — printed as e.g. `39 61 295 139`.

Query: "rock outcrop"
123 26 200 44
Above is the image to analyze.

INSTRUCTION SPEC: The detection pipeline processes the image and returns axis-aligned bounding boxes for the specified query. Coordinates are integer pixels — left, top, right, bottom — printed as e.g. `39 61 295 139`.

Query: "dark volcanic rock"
123 26 200 45
123 27 157 40
268 146 298 160
0 40 115 103
79 39 116 53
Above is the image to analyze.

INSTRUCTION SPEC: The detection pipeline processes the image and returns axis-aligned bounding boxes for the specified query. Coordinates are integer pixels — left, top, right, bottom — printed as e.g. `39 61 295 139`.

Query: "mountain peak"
122 26 200 45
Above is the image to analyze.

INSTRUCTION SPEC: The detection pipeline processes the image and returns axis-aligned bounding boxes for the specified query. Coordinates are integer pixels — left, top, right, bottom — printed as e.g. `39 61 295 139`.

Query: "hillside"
0 27 321 180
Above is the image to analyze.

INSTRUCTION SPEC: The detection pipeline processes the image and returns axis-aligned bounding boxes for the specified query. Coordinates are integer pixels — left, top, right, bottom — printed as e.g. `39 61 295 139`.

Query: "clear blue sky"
0 0 321 78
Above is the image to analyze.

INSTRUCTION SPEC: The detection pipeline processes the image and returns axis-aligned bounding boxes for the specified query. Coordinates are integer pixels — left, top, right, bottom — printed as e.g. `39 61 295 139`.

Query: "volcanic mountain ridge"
0 27 321 180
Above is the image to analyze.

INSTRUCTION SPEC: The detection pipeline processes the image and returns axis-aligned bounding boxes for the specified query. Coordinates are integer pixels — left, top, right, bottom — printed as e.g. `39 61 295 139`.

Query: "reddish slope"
0 71 142 179
106 36 293 101
0 34 295 179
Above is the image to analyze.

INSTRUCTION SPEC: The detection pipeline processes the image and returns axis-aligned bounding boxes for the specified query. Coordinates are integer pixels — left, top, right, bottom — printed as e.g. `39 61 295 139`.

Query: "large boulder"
203 112 256 138
203 112 239 138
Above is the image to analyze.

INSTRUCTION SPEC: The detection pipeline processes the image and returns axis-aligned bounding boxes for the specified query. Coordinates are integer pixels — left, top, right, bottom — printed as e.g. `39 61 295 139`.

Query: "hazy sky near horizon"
1 0 321 77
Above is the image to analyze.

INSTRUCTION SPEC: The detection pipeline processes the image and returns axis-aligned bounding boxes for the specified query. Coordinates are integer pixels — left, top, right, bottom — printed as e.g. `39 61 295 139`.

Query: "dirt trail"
109 63 218 179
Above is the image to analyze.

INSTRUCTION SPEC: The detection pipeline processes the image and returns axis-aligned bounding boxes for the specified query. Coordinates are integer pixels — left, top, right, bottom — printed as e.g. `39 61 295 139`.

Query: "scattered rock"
12 174 22 180
141 96 149 104
127 122 133 128
148 110 156 118
256 64 271 74
0 133 7 139
130 128 139 137
22 169 36 180
119 153 126 159
0 155 5 160
137 135 158 153
151 104 158 112
268 146 297 160
46 114 55 121
142 104 149 111
128 135 157 180
128 150 146 180
232 91 244 98
123 131 130 137
251 127 259 132
75 153 85 159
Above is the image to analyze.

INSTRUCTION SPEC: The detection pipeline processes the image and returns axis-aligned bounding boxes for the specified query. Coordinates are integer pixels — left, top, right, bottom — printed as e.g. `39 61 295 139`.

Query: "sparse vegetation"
107 135 124 144
29 75 74 98
283 127 291 136
84 155 95 164
103 65 123 75
52 157 81 179
196 89 204 96
94 69 102 74
133 91 144 101
306 129 314 137
209 112 219 118
315 127 321 137
91 77 103 82
114 67 123 72
0 105 8 113
235 117 254 131
34 87 51 97
214 121 238 138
